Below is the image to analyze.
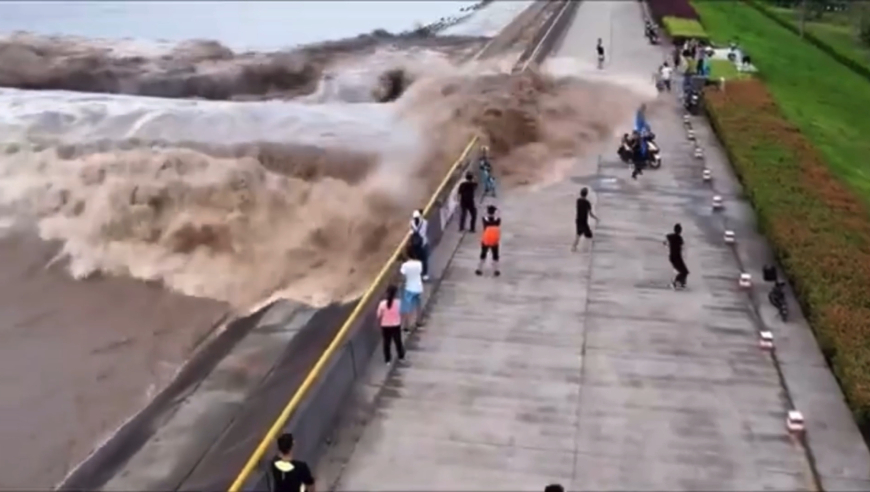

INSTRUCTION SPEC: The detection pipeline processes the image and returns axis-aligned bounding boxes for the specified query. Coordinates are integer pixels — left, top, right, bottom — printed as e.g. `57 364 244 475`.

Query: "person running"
457 171 478 232
399 250 424 329
664 223 689 289
270 433 316 492
572 187 599 252
596 38 605 68
476 205 501 277
376 285 405 365
410 209 430 281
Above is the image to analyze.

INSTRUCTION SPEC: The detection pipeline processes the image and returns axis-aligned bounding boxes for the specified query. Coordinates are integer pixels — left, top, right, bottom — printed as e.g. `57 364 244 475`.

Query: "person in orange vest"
476 204 501 277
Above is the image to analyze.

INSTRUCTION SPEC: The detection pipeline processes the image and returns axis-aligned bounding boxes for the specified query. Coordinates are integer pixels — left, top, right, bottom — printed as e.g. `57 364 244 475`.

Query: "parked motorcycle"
684 89 702 115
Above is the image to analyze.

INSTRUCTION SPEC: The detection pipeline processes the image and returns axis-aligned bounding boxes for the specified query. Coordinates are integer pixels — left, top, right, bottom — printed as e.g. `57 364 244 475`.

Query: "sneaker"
423 275 430 282
669 281 676 290
494 270 501 277
385 360 392 366
475 269 483 276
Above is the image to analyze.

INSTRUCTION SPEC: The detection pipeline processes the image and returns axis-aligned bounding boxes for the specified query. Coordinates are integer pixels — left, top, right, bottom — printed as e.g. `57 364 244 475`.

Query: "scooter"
684 90 702 115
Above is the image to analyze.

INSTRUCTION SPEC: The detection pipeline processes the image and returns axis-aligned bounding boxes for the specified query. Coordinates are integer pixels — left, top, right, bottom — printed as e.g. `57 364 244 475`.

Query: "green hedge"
662 16 709 38
706 78 870 434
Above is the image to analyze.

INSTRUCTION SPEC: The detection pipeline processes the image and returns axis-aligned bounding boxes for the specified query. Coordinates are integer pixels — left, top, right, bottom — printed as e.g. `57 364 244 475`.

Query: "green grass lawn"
694 0 870 201
707 59 751 80
662 16 709 39
763 4 870 75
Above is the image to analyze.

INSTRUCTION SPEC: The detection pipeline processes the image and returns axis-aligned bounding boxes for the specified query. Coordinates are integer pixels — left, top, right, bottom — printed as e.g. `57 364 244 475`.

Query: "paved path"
323 1 870 490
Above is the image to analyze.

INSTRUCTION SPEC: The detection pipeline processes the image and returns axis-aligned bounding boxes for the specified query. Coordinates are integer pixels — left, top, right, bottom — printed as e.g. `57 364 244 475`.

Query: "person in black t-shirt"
664 223 689 289
270 433 315 492
457 172 478 232
572 187 599 252
596 38 605 67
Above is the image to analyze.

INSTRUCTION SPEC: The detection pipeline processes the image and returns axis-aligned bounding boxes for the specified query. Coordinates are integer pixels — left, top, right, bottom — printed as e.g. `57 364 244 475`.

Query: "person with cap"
457 171 478 232
476 204 501 277
270 433 315 492
409 209 430 281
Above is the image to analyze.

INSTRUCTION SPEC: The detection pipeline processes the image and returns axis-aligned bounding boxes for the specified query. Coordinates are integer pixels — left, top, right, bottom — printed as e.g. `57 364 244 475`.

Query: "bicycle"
768 280 788 322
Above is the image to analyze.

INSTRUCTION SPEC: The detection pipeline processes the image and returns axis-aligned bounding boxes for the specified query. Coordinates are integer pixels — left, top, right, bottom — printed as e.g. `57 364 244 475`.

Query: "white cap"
412 210 421 219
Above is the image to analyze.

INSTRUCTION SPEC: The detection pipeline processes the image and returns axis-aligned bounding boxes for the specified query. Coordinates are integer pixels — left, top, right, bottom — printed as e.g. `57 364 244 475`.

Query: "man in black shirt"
270 433 315 492
664 223 689 289
572 187 599 252
596 38 605 67
457 171 478 232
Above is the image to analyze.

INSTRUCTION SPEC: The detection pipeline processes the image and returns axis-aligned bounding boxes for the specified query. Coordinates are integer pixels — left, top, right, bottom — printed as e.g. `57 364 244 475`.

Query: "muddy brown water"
0 230 228 488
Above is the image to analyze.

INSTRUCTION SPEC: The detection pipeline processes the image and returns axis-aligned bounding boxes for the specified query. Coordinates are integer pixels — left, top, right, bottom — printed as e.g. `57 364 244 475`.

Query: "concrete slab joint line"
322 1 870 491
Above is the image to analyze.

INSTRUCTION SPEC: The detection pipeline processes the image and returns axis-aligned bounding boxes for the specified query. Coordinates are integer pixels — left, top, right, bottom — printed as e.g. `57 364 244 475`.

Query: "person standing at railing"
376 285 406 365
270 433 316 492
409 209 430 282
399 250 424 331
457 171 478 232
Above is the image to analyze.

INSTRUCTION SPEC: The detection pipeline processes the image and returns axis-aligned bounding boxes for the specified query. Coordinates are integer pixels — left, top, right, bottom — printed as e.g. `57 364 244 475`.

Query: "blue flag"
634 108 651 156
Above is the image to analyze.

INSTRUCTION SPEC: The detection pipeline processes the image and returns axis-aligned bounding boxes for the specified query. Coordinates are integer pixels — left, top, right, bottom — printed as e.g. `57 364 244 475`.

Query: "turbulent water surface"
0 1 660 488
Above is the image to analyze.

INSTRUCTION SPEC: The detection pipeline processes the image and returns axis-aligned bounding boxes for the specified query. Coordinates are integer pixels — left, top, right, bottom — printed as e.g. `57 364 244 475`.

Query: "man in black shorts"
457 171 478 232
596 38 605 67
664 223 689 289
476 205 501 277
572 187 599 252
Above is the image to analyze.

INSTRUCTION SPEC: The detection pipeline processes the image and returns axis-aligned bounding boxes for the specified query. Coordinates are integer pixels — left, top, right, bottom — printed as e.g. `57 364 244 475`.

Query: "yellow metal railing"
227 136 479 492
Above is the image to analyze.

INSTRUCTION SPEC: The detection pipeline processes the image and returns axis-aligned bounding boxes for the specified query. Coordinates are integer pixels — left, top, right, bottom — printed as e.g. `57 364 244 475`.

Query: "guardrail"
228 2 578 490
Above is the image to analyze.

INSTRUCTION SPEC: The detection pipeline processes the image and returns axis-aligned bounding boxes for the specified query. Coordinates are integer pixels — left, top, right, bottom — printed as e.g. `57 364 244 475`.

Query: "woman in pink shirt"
376 285 405 365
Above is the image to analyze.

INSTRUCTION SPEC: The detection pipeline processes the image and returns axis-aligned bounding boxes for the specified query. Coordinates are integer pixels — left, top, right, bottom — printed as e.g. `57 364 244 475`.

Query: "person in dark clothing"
572 187 599 252
664 223 689 289
457 171 478 232
270 433 315 492
545 485 565 492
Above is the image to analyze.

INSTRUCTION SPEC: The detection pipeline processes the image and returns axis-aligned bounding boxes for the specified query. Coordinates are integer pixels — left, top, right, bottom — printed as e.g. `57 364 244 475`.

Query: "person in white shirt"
659 62 673 92
409 209 430 281
399 250 424 330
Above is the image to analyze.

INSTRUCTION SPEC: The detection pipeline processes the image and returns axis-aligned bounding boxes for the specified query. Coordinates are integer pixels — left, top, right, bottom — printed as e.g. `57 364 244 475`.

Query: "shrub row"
647 0 700 24
704 79 870 433
745 0 870 85
662 16 709 39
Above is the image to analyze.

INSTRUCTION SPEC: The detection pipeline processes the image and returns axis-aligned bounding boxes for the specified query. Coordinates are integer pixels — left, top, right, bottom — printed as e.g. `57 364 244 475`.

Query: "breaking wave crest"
0 60 656 310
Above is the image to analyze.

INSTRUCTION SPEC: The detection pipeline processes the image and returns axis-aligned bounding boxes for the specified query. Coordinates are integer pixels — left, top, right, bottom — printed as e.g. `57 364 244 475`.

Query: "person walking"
476 205 501 277
572 187 599 252
270 433 316 492
457 171 478 232
410 209 430 281
659 62 673 92
664 223 689 289
376 285 405 365
399 250 424 330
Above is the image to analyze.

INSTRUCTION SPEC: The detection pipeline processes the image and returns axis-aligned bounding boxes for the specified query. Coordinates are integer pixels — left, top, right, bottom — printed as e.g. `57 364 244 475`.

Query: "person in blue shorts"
399 250 424 331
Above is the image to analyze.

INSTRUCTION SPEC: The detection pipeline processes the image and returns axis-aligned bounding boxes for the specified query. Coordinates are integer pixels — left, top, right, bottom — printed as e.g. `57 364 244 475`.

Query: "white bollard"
787 410 805 433
687 129 696 140
739 273 752 288
724 230 735 243
759 330 774 350
694 147 704 159
712 195 723 210
702 169 712 181
683 114 691 126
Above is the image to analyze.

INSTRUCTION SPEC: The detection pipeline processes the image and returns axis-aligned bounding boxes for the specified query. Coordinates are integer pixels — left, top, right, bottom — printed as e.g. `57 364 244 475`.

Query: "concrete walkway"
323 1 870 490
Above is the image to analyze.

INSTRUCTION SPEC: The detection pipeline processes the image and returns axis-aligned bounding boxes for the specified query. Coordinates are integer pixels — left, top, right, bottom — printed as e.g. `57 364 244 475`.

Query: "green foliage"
662 16 709 38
